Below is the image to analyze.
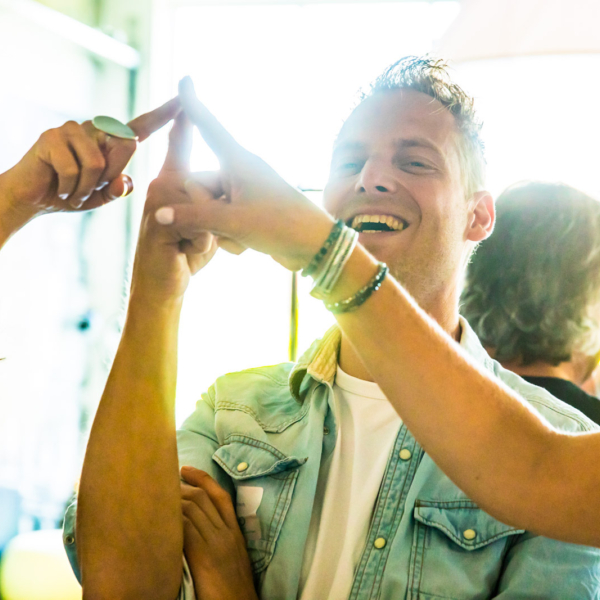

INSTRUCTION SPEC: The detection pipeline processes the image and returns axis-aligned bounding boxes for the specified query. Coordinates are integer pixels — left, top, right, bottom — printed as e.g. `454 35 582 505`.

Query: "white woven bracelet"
310 226 358 299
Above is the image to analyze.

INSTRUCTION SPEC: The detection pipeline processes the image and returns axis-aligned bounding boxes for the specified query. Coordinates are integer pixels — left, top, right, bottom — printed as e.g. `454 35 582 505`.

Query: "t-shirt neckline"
335 364 388 400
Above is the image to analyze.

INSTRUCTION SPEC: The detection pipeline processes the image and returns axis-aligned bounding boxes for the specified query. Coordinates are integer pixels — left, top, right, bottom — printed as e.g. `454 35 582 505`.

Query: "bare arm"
0 97 179 250
76 114 220 600
78 295 184 600
166 78 600 548
328 246 600 545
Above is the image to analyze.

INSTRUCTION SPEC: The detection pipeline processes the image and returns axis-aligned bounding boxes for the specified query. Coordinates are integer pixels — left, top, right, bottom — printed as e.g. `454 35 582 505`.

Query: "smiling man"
67 58 600 600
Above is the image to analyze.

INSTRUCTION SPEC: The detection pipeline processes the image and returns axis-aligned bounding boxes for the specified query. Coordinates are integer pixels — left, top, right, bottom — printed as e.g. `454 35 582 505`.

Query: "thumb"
103 174 134 200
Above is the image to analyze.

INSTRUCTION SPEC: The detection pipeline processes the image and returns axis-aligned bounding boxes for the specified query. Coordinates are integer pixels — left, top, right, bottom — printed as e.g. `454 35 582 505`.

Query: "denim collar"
288 316 493 403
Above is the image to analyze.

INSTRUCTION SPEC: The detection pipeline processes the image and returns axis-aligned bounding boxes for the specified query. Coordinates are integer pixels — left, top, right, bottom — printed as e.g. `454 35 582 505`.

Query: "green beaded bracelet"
301 219 345 278
325 262 389 314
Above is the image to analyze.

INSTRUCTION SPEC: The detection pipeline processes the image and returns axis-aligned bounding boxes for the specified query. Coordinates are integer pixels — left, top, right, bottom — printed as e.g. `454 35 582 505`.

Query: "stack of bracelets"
301 219 389 314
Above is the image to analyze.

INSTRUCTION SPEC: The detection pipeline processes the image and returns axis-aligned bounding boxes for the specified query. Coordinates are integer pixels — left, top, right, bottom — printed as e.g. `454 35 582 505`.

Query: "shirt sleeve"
494 532 600 598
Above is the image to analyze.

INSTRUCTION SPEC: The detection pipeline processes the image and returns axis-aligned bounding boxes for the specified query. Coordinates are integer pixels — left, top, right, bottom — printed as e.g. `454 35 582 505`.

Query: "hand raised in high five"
154 77 335 272
0 97 180 239
130 112 220 303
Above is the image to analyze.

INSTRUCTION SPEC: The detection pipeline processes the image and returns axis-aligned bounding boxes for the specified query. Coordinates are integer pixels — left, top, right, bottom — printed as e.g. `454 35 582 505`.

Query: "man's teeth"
350 214 406 233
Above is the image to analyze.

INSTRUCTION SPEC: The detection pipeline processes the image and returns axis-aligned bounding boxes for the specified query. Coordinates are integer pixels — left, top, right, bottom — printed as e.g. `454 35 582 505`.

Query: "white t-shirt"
299 365 402 600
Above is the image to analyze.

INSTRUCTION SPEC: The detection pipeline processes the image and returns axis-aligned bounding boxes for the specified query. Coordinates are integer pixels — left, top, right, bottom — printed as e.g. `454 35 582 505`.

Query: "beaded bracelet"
301 219 345 278
324 262 389 314
310 226 358 300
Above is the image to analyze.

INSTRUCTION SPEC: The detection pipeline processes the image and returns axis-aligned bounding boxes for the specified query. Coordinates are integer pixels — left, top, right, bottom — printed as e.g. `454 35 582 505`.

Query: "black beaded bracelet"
301 219 345 278
324 262 389 314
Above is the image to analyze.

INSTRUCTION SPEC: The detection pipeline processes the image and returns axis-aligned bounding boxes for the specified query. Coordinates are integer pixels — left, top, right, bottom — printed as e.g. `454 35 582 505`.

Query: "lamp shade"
437 0 600 62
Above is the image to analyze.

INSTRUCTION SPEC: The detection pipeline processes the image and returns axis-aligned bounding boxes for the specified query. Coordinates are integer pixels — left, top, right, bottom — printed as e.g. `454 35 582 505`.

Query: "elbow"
81 568 182 600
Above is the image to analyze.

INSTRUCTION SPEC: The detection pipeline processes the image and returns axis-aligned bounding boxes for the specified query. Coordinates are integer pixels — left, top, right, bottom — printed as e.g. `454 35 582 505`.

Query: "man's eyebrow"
332 141 366 155
395 137 443 156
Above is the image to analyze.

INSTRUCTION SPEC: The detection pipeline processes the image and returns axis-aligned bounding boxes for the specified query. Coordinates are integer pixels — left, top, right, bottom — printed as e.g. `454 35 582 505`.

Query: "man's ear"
466 191 495 242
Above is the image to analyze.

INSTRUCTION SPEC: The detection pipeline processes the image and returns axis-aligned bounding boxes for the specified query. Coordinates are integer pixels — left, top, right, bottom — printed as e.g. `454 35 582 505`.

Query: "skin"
169 80 600 547
180 467 257 600
0 97 180 250
77 74 599 600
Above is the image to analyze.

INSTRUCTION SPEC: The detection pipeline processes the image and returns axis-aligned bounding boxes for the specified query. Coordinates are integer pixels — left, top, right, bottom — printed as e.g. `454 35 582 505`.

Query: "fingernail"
81 194 90 203
95 181 109 191
120 175 133 197
59 193 69 200
155 207 175 225
69 199 84 209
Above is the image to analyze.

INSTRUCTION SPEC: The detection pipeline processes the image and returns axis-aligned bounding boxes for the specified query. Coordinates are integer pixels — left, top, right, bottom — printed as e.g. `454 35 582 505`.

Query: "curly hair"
361 56 486 198
462 182 600 365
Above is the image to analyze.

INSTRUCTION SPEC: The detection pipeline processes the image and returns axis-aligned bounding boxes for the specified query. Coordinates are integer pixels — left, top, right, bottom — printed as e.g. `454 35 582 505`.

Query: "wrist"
0 180 36 248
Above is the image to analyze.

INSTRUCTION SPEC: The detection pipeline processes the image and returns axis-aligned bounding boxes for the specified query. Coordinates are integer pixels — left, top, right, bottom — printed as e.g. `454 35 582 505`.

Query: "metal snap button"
374 537 386 549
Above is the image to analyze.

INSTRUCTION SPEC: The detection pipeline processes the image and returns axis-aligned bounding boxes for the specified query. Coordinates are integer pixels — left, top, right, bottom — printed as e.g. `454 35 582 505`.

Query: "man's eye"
403 160 433 172
335 162 361 174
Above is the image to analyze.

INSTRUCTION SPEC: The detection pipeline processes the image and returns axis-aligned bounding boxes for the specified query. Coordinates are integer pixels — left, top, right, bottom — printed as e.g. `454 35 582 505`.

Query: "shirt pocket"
409 500 524 600
212 434 307 574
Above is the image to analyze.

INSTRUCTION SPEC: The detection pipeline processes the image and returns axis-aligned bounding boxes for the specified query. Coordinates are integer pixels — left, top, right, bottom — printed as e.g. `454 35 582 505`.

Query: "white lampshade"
438 0 600 62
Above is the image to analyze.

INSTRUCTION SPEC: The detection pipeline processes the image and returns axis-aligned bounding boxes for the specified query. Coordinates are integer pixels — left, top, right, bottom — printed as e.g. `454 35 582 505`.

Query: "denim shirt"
64 318 600 599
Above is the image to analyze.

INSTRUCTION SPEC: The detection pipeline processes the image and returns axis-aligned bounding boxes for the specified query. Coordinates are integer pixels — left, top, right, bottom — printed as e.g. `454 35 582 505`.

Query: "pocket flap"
414 501 524 550
213 435 307 480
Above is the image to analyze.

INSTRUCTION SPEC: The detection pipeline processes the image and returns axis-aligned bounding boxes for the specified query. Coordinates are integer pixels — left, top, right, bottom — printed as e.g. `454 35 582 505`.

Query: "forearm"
331 245 581 532
77 294 184 600
0 183 35 249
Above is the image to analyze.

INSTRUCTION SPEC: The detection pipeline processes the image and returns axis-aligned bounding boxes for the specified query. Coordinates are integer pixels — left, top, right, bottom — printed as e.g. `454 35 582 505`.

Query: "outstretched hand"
155 77 335 272
180 467 258 600
129 112 222 303
0 97 180 232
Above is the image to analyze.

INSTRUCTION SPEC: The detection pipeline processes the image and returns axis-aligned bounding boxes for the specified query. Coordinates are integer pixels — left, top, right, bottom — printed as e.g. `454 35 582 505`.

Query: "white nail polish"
59 193 69 200
155 207 175 225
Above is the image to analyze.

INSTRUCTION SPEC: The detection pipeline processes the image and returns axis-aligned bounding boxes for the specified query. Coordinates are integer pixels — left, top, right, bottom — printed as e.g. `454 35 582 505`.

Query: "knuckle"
61 167 80 180
85 157 106 172
63 120 80 133
190 487 208 503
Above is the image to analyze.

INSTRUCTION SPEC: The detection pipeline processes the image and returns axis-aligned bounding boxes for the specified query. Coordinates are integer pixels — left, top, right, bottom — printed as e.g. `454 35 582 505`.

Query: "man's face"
323 88 477 309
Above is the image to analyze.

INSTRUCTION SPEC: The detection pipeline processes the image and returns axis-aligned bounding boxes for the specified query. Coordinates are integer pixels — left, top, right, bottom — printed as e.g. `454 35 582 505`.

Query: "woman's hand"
154 77 335 273
180 467 258 600
129 112 220 304
0 97 180 242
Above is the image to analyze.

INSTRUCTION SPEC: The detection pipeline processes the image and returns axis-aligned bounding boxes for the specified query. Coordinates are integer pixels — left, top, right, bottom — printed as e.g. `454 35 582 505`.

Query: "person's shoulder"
492 362 599 433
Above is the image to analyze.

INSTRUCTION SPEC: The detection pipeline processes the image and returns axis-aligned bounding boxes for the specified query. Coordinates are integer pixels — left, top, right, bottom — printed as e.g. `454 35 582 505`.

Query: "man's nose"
355 159 399 195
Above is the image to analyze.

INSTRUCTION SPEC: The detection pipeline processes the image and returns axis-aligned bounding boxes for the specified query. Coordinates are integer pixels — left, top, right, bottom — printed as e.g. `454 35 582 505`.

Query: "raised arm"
157 78 600 548
76 113 220 600
0 97 179 249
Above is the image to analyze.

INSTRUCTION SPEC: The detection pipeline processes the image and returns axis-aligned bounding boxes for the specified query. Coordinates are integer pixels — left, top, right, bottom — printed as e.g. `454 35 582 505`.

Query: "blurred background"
0 0 598 597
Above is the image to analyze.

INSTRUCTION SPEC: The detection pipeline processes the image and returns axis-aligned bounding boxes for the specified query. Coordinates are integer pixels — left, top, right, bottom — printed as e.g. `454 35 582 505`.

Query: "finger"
181 467 239 530
217 237 247 255
161 112 193 175
182 515 207 553
181 232 213 255
181 482 223 529
155 183 235 241
178 76 242 161
188 171 225 199
69 174 133 212
128 97 181 142
48 143 80 200
66 130 107 207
